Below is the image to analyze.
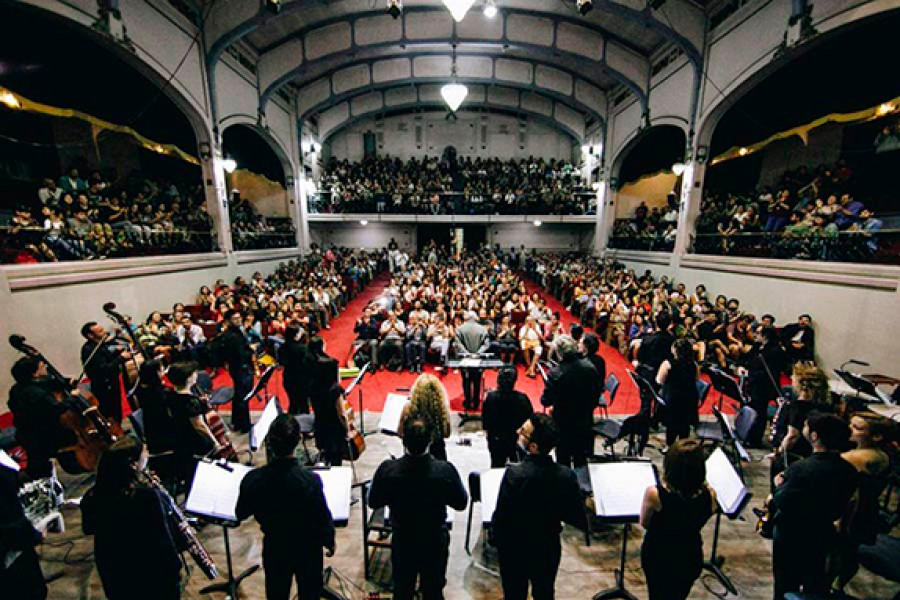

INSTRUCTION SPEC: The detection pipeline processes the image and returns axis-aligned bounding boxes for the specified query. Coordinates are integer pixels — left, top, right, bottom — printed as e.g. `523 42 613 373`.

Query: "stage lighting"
222 159 237 174
359 220 369 226
577 0 593 16
387 0 402 19
264 0 282 15
483 0 497 18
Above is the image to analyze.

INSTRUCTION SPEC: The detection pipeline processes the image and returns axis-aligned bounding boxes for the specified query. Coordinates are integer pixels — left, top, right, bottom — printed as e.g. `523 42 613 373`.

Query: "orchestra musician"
307 337 347 466
81 437 183 600
165 362 219 484
80 321 131 424
8 357 71 478
0 463 48 600
482 365 533 468
740 325 790 448
219 310 255 433
278 326 313 415
236 415 336 600
454 311 490 411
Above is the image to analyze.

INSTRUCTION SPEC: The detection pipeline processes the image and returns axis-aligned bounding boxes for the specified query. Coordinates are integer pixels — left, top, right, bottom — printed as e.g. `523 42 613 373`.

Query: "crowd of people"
608 196 680 251
2 168 216 263
694 161 892 261
313 155 595 215
228 191 297 250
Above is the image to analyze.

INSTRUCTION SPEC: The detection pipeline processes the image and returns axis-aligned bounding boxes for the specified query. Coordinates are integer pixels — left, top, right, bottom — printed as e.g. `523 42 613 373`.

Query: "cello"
102 302 149 399
9 335 125 474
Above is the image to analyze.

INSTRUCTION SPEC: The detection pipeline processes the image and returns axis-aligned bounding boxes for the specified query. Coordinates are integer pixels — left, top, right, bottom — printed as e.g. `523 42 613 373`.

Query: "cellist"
8 357 71 478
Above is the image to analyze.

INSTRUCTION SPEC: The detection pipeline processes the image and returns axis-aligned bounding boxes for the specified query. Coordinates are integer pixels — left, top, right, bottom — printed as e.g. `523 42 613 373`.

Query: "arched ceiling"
205 0 706 142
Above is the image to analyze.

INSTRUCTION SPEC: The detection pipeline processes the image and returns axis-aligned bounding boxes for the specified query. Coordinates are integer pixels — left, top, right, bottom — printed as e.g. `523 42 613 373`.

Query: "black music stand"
705 367 745 411
702 448 752 596
344 363 373 436
243 365 277 408
833 369 880 402
199 523 260 599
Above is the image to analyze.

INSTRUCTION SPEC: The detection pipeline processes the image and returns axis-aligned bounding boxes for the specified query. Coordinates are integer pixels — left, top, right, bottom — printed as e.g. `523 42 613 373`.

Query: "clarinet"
139 469 219 580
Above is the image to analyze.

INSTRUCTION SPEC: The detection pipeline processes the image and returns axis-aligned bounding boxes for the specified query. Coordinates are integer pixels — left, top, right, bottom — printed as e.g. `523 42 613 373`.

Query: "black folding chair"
360 481 392 582
597 373 620 420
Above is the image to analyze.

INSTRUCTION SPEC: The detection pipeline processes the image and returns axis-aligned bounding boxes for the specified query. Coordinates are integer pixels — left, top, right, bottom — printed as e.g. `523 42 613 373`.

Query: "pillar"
672 159 707 263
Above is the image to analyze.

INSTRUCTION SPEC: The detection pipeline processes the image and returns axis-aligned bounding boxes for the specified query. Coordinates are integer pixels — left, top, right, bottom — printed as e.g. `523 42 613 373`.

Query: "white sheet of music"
705 448 748 516
185 461 253 523
588 462 656 518
250 397 280 451
313 466 352 522
480 468 507 523
379 393 410 434
0 449 19 471
460 357 480 367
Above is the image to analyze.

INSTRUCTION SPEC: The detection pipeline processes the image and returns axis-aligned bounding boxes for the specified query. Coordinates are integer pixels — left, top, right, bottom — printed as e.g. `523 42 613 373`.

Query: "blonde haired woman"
399 373 452 460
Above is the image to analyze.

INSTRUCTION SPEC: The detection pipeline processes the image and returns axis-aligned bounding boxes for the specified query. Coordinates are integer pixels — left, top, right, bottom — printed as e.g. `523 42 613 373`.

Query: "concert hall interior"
2 2 900 600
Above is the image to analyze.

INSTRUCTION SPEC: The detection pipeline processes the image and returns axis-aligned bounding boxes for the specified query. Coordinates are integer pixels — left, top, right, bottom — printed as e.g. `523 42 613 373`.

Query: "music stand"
185 460 260 599
705 367 745 411
833 369 881 403
344 363 373 436
588 460 657 600
702 448 752 596
243 365 277 407
249 396 282 453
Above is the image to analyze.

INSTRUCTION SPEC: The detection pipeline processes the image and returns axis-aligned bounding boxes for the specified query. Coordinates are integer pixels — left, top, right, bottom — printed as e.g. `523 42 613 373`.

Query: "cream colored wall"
615 172 679 219
619 258 900 377
0 256 298 412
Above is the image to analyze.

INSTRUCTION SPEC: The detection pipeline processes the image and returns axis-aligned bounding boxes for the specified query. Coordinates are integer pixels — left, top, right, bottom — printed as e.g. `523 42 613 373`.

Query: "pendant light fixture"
441 45 468 113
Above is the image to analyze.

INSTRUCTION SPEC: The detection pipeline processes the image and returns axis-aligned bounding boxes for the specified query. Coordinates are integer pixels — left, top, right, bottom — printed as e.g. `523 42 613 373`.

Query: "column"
201 152 233 254
672 159 706 263
592 180 615 256
295 174 311 251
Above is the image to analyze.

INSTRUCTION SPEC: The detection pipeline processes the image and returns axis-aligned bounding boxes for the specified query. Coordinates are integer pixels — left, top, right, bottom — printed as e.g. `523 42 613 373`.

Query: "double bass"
102 302 149 398
9 335 125 474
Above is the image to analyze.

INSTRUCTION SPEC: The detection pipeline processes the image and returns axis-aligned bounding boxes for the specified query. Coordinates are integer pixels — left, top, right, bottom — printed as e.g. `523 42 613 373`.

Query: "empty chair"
598 373 620 420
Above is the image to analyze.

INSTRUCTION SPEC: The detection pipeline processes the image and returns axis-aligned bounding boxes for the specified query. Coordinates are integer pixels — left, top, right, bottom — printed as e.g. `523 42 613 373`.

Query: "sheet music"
460 357 481 368
0 449 19 471
185 461 253 523
378 393 410 434
705 448 749 516
479 468 506 523
313 466 352 523
250 396 280 451
588 462 656 518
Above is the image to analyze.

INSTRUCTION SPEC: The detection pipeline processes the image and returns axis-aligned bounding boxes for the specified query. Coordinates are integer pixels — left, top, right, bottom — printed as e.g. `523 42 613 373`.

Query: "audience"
608 195 679 252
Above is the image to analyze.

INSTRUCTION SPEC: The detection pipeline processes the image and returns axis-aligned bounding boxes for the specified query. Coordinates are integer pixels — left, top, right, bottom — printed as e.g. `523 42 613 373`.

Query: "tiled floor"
42 408 898 600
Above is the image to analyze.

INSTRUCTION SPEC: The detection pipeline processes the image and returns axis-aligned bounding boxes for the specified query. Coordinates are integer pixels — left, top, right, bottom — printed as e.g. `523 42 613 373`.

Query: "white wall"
327 113 577 163
618 257 900 377
488 223 593 252
309 223 417 251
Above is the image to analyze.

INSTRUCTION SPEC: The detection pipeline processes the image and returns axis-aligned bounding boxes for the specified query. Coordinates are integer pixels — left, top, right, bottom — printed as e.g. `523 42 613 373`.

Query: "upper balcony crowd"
311 155 595 216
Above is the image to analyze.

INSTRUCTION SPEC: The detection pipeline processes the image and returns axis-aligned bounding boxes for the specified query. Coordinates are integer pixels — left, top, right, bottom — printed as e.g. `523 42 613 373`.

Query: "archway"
221 123 296 250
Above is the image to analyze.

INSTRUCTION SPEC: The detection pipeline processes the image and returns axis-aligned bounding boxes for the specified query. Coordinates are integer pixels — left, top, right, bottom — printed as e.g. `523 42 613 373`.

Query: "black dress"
309 356 344 466
482 390 533 468
640 485 713 600
81 486 182 600
661 360 699 446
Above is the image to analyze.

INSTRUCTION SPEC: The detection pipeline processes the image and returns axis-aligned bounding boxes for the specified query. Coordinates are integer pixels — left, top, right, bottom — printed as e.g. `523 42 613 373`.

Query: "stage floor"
42 419 897 600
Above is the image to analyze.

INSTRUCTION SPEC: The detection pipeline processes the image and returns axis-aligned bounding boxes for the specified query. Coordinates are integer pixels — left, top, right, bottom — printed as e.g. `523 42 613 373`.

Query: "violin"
9 335 125 474
103 302 149 398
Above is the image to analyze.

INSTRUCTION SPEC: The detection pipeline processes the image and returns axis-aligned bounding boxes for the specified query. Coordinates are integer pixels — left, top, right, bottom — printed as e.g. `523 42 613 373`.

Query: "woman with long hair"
656 339 700 447
482 365 533 467
308 336 348 466
640 439 717 600
81 437 182 600
399 373 452 460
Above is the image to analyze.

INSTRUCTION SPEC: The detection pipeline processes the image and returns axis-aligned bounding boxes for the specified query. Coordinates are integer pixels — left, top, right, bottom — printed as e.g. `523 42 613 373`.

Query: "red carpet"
212 272 734 418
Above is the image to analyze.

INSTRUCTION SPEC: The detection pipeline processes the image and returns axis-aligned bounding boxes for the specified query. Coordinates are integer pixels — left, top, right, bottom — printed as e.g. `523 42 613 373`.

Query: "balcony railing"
608 235 675 253
308 190 596 216
231 228 297 251
690 229 900 265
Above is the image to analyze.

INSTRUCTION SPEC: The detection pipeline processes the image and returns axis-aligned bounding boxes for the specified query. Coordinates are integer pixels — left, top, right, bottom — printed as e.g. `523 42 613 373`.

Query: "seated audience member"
519 315 543 378
490 315 519 363
352 307 381 368
482 366 534 468
640 439 717 600
781 314 816 363
404 314 429 373
428 314 453 369
379 312 406 370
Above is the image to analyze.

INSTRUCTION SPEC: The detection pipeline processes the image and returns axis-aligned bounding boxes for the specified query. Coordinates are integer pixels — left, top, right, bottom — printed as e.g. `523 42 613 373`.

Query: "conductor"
454 311 490 411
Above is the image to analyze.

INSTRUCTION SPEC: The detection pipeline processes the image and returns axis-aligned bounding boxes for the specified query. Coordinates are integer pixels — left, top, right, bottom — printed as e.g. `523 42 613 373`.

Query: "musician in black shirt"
80 321 130 424
740 325 790 447
236 415 336 600
0 463 47 600
8 358 69 478
636 312 674 386
220 310 255 432
368 417 468 600
482 365 533 468
771 412 857 600
278 326 312 415
492 414 587 600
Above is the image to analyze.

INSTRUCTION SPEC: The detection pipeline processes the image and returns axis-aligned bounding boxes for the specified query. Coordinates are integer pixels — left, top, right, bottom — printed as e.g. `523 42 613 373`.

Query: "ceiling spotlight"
359 220 369 226
264 0 282 15
577 0 593 16
222 158 237 174
671 162 686 176
483 0 497 18
443 0 476 22
533 220 542 227
387 0 402 19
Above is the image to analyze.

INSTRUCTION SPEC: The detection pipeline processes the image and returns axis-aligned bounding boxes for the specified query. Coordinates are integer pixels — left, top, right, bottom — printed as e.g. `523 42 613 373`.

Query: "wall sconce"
285 176 294 187
198 142 212 160
696 146 709 164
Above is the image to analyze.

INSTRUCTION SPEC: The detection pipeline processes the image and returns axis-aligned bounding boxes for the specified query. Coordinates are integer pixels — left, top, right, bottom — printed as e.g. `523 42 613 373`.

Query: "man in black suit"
278 326 312 415
771 412 857 600
8 358 70 478
454 312 490 411
219 310 255 432
236 415 335 600
492 413 587 600
781 314 816 364
541 335 602 468
80 321 130 424
741 325 790 447
636 312 675 387
368 418 468 600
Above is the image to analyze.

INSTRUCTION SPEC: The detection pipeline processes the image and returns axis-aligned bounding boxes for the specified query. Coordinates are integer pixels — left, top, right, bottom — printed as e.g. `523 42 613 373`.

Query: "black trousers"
285 383 310 415
95 387 122 424
555 423 591 468
772 529 832 600
747 390 773 447
487 437 518 469
498 542 561 600
392 530 450 600
262 543 323 600
0 547 46 600
230 365 253 432
461 369 482 411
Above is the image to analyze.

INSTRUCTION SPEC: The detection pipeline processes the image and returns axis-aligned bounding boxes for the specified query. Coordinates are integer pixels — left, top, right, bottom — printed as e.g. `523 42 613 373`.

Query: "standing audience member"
492 414 587 600
541 335 602 468
368 418 468 600
771 412 857 600
236 415 336 600
640 439 717 600
656 339 700 447
482 365 533 468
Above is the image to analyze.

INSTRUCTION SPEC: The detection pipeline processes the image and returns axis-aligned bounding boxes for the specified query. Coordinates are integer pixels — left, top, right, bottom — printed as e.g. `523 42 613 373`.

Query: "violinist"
8 357 70 478
80 322 131 424
165 362 219 483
